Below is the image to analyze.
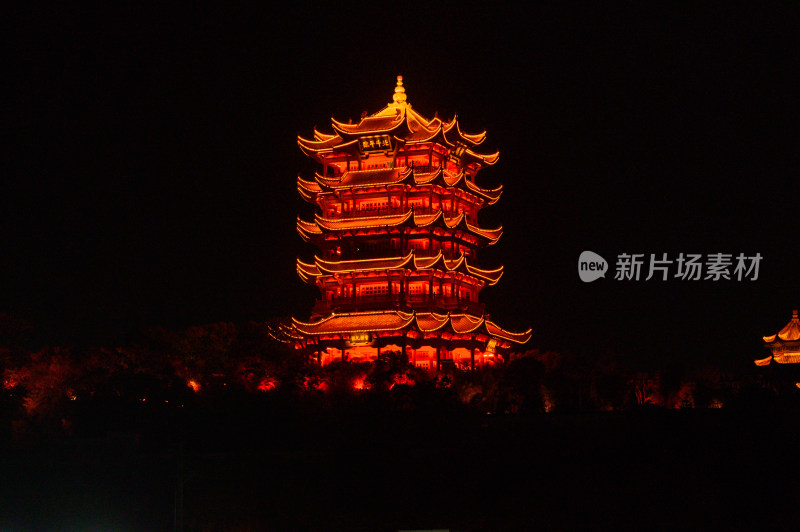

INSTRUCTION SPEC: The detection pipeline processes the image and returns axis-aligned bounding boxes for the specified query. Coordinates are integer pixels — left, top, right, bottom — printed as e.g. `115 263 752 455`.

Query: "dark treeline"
2 314 796 441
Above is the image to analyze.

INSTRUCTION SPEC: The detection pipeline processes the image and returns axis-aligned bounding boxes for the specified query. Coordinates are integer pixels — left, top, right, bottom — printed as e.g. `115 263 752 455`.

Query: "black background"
4 4 799 366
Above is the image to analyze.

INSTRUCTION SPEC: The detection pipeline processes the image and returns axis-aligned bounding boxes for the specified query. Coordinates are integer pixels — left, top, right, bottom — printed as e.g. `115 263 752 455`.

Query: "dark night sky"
4 4 799 366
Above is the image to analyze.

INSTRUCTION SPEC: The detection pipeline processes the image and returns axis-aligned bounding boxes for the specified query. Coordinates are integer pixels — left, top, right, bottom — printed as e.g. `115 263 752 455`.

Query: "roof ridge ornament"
392 75 407 106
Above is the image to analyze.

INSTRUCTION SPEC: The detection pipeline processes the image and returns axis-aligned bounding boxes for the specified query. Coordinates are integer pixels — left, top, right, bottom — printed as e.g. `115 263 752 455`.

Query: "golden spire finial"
392 75 407 105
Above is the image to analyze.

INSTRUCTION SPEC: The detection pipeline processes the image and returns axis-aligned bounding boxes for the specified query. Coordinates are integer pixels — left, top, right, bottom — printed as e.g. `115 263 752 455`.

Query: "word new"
578 251 608 282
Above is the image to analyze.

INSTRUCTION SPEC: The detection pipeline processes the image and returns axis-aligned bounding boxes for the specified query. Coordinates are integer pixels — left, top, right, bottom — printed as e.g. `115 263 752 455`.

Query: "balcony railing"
337 206 412 219
323 160 470 178
323 248 486 266
331 206 477 224
312 295 485 316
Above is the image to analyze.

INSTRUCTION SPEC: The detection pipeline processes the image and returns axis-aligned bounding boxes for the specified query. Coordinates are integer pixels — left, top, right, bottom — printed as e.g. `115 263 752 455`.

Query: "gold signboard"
359 135 392 154
347 332 372 346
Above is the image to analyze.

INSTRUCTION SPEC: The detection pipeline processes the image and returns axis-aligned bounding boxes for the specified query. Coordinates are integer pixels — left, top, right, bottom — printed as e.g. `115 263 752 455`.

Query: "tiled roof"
297 167 502 205
295 252 502 286
763 310 800 343
485 320 533 344
292 310 414 335
300 209 502 244
314 210 413 231
291 310 531 345
450 313 485 334
415 313 450 332
316 167 411 189
297 77 498 164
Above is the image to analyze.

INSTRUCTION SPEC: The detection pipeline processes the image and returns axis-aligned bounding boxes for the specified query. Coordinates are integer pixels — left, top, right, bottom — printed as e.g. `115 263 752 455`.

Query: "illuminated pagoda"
290 76 531 370
755 309 800 366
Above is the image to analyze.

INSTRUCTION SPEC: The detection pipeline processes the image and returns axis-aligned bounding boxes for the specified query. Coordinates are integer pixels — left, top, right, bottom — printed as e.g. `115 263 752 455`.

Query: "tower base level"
288 309 531 371
300 341 502 372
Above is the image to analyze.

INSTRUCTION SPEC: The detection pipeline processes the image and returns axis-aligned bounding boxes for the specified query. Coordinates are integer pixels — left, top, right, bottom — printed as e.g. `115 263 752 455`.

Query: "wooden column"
391 142 400 168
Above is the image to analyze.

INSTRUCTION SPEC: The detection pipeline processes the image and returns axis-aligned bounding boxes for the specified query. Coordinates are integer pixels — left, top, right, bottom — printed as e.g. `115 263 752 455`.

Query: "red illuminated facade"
290 76 531 370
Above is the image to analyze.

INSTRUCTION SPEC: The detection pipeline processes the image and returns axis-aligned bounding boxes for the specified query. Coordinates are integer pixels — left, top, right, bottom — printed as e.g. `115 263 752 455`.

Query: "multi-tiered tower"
291 76 530 370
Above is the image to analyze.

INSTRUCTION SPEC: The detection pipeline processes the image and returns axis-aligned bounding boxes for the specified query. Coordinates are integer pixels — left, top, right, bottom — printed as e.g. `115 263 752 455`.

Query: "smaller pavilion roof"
763 310 800 343
754 309 800 366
